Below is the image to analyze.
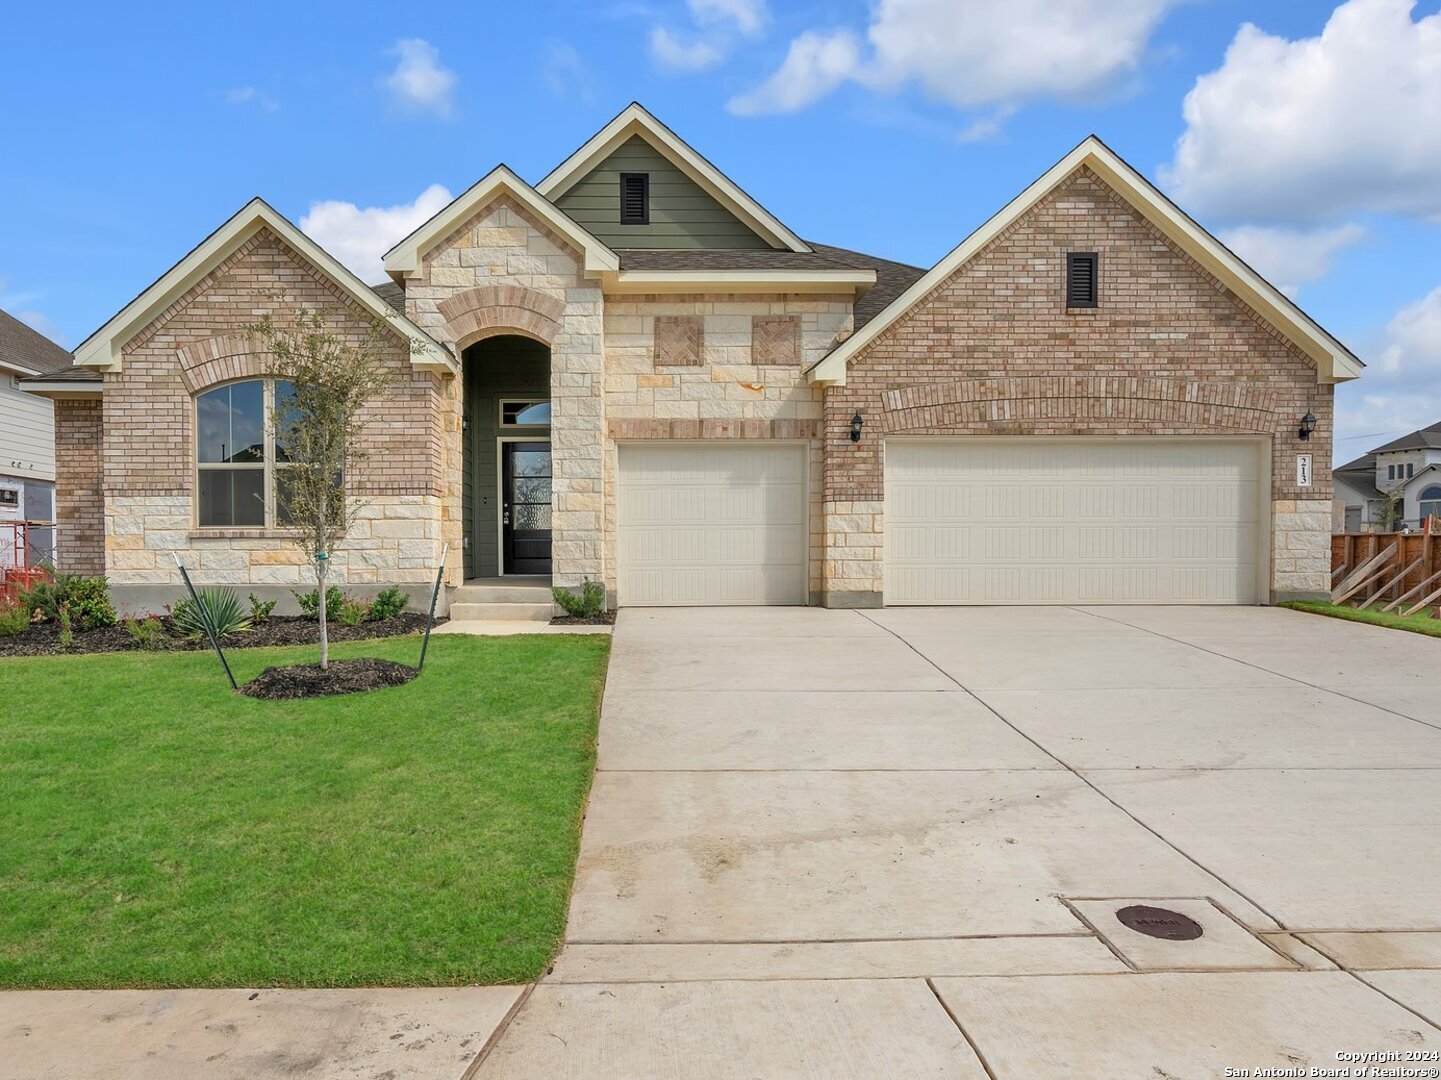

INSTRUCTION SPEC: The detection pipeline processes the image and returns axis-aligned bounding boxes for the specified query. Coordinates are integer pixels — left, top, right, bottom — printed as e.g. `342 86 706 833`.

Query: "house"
1334 422 1441 533
1 309 72 568
21 104 1360 614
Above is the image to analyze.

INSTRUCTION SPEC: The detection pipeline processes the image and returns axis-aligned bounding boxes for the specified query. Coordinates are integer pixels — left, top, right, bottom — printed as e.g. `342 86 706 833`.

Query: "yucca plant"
170 587 251 641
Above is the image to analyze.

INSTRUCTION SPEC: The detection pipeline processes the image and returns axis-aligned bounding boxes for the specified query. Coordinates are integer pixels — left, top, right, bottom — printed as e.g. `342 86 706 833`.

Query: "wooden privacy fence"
1331 533 1441 616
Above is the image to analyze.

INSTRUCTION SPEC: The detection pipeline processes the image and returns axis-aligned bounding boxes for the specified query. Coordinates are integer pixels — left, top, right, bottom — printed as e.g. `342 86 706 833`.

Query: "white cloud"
225 85 278 112
729 0 1177 118
299 184 453 285
542 41 595 100
649 27 723 72
1217 224 1366 298
728 30 862 115
1163 0 1441 224
0 279 64 346
689 0 767 36
383 39 457 118
1335 285 1441 461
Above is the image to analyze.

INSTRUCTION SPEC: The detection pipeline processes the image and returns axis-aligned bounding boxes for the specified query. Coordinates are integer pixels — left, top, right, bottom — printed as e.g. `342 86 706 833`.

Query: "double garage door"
615 439 1264 607
885 439 1264 605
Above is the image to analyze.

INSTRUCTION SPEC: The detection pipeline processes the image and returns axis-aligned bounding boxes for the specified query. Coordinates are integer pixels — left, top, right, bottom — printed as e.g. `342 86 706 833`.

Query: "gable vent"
620 172 650 225
1066 252 1098 308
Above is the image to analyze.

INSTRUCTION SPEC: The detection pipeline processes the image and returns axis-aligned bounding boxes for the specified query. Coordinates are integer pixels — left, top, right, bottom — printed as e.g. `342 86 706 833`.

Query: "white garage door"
617 443 807 606
885 439 1263 605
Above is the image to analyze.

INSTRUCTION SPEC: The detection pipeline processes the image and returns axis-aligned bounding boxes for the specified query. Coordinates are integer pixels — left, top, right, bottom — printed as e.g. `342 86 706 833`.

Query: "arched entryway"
462 335 552 580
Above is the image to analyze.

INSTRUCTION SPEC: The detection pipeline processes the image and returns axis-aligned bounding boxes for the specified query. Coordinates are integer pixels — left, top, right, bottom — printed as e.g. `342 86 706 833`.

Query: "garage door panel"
885 440 1263 605
618 444 807 606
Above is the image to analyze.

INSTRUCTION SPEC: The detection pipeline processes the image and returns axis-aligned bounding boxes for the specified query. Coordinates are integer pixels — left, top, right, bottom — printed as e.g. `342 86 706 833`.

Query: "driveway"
475 605 1441 1078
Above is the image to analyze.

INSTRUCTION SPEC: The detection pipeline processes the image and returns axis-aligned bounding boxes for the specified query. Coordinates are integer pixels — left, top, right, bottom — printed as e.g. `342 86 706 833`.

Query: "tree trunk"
318 561 329 670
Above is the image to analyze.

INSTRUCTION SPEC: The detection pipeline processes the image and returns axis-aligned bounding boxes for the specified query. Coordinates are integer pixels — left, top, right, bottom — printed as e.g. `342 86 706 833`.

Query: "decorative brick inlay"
438 284 566 349
880 377 1278 433
54 399 104 574
175 333 275 393
608 419 819 440
751 315 800 365
654 315 703 366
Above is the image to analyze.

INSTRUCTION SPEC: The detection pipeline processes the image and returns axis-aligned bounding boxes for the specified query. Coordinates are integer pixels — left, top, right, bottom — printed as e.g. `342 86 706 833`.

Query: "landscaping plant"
20 574 116 631
249 306 393 670
0 601 30 637
170 587 252 641
293 586 345 622
552 577 606 619
337 597 370 628
247 594 277 623
369 586 410 621
122 617 169 651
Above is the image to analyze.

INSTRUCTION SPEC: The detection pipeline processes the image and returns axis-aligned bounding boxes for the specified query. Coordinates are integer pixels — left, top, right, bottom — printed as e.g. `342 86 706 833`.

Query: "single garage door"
617 443 807 606
885 439 1263 605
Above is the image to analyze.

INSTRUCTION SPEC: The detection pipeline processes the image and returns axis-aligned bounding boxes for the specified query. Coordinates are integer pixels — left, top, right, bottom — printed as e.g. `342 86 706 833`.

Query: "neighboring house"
0 309 71 567
1334 422 1441 533
22 104 1361 613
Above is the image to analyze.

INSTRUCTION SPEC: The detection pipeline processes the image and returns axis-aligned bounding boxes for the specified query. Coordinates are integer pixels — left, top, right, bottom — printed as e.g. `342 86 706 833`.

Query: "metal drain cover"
1114 904 1204 941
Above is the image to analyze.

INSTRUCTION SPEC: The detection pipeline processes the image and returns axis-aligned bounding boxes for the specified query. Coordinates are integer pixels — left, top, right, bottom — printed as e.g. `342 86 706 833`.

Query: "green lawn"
0 633 610 989
1281 600 1441 639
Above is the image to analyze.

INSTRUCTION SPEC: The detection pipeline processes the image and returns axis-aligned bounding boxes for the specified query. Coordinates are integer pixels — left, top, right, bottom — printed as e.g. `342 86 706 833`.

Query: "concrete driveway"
475 605 1441 1078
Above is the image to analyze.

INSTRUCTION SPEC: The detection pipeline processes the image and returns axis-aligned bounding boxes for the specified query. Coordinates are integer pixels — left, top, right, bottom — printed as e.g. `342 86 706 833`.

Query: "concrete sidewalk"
7 605 1441 1078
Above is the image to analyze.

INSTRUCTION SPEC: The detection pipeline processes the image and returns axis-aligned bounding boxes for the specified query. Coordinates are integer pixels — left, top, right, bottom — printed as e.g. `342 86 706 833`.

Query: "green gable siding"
554 135 772 249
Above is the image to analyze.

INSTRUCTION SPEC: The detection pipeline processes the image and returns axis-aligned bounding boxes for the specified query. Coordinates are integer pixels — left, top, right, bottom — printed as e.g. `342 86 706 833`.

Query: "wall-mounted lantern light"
849 412 864 443
1298 412 1317 441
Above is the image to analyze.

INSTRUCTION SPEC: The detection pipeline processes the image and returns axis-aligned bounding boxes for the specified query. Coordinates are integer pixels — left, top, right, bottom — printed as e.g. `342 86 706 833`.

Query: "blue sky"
2 0 1438 463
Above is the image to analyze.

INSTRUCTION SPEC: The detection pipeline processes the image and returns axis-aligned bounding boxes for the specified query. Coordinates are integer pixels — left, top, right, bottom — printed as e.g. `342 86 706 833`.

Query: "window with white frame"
499 399 551 427
195 379 295 528
1421 486 1441 523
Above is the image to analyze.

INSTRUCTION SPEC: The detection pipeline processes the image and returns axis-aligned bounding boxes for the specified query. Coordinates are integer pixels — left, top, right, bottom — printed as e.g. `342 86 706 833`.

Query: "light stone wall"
602 294 851 601
403 196 604 589
1272 499 1332 600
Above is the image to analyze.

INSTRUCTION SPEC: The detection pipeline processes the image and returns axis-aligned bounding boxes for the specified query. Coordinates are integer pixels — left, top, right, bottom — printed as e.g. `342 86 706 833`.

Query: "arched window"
196 379 293 527
1420 485 1441 524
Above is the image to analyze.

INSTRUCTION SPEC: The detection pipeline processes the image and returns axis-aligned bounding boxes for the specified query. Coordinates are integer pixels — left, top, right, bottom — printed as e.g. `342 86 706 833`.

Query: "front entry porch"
462 335 553 580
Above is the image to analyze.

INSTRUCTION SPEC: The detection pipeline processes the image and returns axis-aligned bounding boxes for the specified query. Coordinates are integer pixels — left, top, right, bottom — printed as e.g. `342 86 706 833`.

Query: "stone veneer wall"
603 293 851 601
98 227 446 607
822 167 1334 605
53 398 104 575
402 195 604 589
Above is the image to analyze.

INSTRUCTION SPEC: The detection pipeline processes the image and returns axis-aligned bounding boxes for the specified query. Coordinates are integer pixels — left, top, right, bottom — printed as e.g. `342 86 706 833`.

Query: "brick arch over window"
878 377 1278 434
438 285 566 351
175 334 276 394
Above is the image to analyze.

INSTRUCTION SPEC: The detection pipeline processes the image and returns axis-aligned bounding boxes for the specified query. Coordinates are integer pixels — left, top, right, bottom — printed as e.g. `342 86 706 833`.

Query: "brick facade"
54 398 103 574
820 167 1333 604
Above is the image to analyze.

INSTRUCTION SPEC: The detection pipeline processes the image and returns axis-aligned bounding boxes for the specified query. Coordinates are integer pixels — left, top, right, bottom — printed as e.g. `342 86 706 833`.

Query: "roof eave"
602 268 875 295
19 379 104 398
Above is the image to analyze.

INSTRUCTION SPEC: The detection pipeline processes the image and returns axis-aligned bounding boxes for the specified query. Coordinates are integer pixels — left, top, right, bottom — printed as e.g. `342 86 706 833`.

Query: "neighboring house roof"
72 198 454 374
0 308 73 376
1373 421 1441 454
807 135 1364 388
1334 453 1382 501
384 165 619 281
536 102 810 254
1403 463 1441 495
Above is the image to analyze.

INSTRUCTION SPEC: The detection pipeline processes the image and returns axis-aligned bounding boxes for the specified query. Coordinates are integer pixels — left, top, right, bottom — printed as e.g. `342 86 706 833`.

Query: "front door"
502 441 552 575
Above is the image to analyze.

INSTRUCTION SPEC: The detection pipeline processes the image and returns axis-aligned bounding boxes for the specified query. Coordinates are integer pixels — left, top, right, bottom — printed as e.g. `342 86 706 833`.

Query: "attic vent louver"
1066 252 1098 308
620 172 649 225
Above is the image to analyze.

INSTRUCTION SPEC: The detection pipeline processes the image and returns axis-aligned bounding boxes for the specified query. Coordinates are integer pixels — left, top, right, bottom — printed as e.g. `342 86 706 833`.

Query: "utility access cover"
1115 905 1204 941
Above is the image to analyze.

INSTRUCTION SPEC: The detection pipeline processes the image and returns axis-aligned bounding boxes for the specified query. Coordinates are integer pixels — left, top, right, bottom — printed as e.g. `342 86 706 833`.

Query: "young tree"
248 307 393 669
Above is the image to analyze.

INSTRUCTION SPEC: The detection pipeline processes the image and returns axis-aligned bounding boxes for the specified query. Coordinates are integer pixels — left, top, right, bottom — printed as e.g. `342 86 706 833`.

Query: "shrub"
123 617 169 651
20 574 117 631
293 586 344 621
369 586 410 621
552 578 605 619
57 605 74 649
248 593 278 623
337 597 370 627
0 601 30 637
170 587 251 641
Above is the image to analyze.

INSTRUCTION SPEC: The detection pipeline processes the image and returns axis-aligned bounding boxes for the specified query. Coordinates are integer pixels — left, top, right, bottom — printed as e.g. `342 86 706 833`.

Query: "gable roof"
1374 421 1441 454
0 308 73 376
74 199 454 374
807 135 1365 387
536 103 810 254
382 165 619 280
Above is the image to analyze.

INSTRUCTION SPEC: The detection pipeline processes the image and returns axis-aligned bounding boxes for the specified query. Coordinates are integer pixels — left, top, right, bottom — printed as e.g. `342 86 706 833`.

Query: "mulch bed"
0 613 440 658
239 658 419 700
550 610 617 626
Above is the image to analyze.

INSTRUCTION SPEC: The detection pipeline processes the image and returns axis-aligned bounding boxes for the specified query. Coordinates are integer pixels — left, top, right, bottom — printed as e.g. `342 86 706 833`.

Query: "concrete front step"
451 583 554 604
449 601 553 622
